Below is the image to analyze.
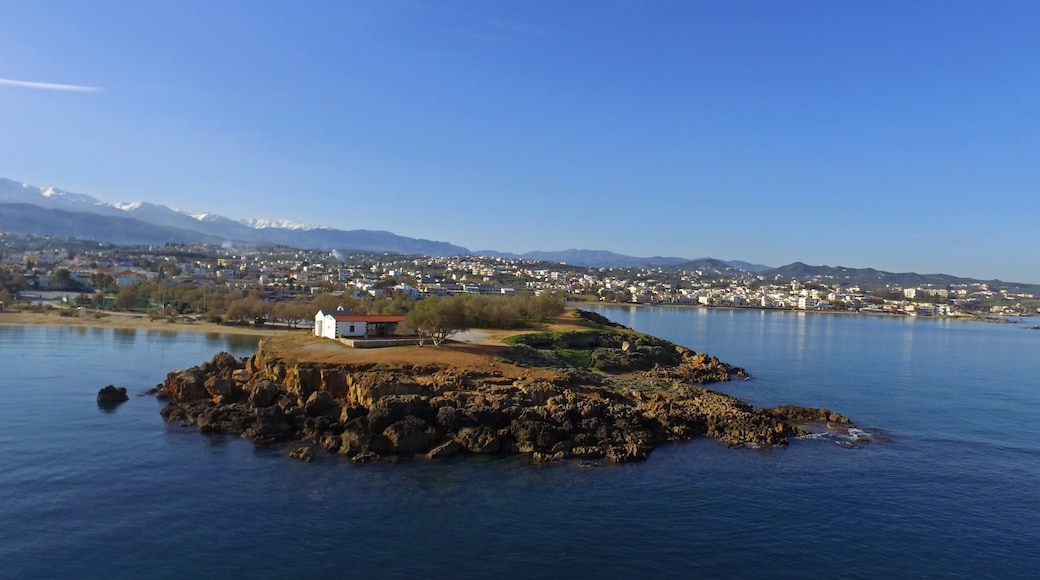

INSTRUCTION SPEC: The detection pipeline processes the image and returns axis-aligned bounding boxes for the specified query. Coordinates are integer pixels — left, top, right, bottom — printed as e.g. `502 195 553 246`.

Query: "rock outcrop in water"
153 314 852 463
97 384 129 407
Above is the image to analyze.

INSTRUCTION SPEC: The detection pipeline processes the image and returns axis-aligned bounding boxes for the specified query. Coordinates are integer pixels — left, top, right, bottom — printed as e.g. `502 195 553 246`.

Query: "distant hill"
762 262 1040 292
666 257 745 276
723 259 773 273
477 249 691 268
0 201 471 256
0 203 227 246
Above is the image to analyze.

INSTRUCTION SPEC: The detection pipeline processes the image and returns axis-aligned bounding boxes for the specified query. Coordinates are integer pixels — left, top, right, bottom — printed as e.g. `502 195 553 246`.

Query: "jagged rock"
304 391 336 417
195 352 241 380
289 446 314 462
150 322 852 464
340 403 367 423
434 405 460 431
317 433 341 452
455 426 501 454
347 371 428 407
204 376 239 403
367 394 428 433
162 369 208 402
243 406 294 441
383 416 437 454
426 438 462 459
339 420 373 457
770 405 851 424
572 445 605 459
97 385 129 407
509 419 564 453
351 451 378 463
249 380 280 407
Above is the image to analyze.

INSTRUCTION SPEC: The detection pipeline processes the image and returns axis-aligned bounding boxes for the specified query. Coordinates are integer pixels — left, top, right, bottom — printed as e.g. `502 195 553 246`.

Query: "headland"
152 310 853 463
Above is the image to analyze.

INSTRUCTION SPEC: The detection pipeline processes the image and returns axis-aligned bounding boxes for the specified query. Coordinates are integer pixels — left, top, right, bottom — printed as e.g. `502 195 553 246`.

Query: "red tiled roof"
330 314 406 323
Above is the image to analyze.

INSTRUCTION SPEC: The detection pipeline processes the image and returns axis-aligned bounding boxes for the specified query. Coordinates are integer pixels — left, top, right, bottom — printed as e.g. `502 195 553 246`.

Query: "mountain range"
1 177 1035 290
0 177 725 268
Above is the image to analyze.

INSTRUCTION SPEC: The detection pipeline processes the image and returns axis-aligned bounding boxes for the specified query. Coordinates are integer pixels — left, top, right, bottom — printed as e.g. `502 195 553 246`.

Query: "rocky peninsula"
153 310 852 463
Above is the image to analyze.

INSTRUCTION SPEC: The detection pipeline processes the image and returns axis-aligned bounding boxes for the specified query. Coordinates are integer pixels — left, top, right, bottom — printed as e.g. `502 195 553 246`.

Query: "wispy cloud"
0 78 104 93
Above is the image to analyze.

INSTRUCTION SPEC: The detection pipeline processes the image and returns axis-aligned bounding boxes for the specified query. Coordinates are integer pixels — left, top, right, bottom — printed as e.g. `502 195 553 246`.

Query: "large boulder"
346 371 429 407
97 385 129 407
205 352 243 378
339 419 373 457
243 406 294 441
366 394 428 433
434 405 460 431
304 391 336 417
204 376 241 404
162 369 209 403
248 380 281 407
454 426 502 454
383 417 438 454
509 419 565 453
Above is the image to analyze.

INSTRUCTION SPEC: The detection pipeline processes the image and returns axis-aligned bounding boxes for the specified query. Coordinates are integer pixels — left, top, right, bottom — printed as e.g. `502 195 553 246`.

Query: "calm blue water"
1 309 1038 578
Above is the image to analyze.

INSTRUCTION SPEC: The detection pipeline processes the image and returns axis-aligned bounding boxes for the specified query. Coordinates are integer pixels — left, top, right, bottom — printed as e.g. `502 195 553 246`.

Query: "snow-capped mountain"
1 178 313 237
1 178 114 213
40 186 108 207
0 177 714 266
0 177 470 256
240 217 318 230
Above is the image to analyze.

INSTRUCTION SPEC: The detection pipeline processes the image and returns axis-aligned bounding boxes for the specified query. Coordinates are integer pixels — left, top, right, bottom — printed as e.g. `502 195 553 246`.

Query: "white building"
314 309 407 339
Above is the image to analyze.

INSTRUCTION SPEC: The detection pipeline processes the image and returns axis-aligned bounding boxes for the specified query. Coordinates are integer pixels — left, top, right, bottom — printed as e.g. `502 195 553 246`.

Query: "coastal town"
1 232 1037 320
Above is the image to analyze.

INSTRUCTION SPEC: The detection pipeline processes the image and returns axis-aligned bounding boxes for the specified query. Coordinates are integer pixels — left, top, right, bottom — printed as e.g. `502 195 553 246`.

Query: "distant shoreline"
0 310 285 337
2 303 1025 338
576 300 1032 321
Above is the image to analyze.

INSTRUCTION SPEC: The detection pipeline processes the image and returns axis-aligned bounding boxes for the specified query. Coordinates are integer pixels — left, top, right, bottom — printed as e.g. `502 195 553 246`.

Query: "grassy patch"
503 329 620 347
554 348 594 369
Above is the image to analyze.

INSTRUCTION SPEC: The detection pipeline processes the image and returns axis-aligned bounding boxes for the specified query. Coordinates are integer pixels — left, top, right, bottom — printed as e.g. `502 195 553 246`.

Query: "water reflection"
218 333 263 353
0 325 26 338
147 329 179 341
112 328 138 344
202 432 231 449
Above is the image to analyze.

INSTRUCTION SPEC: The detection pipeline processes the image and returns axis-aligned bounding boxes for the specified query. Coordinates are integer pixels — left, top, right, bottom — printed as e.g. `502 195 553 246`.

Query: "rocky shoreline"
152 312 853 463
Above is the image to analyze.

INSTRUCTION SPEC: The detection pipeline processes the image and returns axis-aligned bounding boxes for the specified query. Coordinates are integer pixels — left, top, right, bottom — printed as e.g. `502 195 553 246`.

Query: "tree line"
405 293 565 345
34 279 565 333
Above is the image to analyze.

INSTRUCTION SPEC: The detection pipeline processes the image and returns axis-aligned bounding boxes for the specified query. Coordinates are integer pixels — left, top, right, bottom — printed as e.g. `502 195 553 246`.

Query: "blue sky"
2 1 1038 283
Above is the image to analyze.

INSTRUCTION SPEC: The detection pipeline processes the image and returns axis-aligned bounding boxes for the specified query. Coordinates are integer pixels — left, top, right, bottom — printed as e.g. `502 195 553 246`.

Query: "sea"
1 307 1037 579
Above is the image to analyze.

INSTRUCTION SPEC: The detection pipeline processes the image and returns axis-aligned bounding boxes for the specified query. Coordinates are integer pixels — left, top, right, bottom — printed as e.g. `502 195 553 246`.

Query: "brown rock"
304 391 336 417
455 426 501 454
426 439 462 459
383 417 437 454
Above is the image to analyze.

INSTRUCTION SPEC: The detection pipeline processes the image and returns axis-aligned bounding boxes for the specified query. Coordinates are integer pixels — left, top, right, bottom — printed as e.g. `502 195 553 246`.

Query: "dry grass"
259 309 614 378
